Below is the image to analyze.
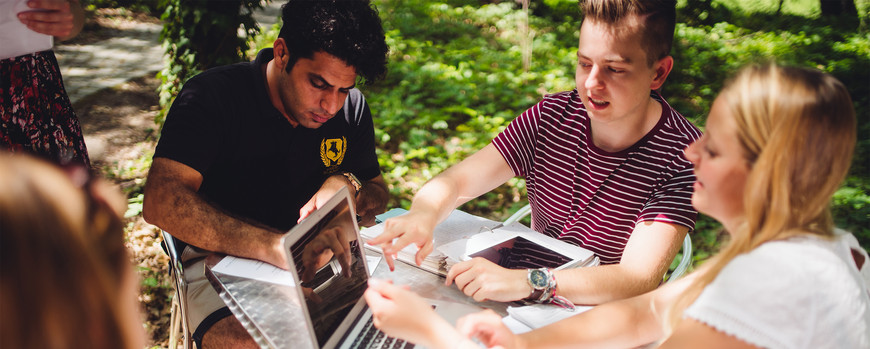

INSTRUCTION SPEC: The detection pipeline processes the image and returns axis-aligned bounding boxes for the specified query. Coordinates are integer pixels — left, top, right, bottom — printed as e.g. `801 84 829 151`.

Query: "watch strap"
341 172 362 195
528 288 545 301
524 268 575 310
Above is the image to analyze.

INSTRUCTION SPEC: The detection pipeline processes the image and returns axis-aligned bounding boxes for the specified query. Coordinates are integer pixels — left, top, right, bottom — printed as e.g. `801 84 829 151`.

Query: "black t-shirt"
154 48 381 235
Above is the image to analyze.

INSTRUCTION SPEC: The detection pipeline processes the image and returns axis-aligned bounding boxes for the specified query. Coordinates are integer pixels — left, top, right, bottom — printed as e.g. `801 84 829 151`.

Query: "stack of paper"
361 209 506 276
502 303 593 333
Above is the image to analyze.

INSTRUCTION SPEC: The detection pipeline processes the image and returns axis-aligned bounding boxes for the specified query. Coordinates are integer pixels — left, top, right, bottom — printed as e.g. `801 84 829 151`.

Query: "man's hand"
299 174 388 226
457 309 526 349
445 258 530 302
366 209 438 271
298 174 350 223
17 0 83 40
262 233 291 270
300 226 352 282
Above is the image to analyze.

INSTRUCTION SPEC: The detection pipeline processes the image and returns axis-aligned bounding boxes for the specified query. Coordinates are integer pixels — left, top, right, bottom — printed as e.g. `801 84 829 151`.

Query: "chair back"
161 231 194 349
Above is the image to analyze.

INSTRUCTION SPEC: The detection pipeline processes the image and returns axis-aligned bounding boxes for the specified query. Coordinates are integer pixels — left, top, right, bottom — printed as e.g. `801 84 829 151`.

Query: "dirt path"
64 11 172 348
75 69 172 349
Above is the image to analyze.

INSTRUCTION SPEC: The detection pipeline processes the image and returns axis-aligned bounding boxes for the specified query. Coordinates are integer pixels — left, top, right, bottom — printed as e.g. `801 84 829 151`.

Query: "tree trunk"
819 0 858 17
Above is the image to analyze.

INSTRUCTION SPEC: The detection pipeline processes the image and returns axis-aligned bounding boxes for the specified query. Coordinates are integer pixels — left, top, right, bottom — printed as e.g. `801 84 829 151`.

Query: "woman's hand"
457 310 526 349
17 0 85 41
364 279 465 349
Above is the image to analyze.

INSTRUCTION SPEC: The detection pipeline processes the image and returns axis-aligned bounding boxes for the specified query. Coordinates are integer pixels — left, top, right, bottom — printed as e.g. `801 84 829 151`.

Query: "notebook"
283 187 482 349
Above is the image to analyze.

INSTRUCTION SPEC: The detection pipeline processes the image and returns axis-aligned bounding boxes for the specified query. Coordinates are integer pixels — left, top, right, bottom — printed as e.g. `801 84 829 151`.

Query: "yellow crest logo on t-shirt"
320 137 346 167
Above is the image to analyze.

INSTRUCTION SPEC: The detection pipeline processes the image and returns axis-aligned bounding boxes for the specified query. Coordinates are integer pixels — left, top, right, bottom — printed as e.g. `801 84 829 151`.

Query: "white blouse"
685 234 870 349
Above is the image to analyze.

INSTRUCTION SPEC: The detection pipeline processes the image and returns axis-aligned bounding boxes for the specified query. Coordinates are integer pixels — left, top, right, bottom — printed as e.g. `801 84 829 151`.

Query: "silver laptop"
283 187 482 349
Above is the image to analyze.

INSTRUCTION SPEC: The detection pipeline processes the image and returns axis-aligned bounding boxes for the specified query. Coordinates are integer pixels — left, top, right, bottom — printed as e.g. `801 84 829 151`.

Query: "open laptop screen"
288 196 368 347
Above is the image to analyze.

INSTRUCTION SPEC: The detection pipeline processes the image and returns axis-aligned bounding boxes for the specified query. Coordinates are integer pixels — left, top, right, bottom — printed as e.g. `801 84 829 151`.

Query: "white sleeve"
684 240 870 349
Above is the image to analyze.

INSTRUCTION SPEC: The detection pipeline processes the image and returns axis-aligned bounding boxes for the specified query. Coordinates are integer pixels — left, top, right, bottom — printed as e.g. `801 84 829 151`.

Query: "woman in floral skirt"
1 0 89 166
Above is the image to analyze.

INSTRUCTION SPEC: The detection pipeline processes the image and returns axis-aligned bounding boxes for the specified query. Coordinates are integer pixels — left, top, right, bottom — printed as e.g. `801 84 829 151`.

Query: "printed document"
1 0 53 60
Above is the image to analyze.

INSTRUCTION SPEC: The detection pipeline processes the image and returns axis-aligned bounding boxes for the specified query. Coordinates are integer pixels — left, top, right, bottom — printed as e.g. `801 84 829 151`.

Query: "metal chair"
161 230 194 349
503 204 692 283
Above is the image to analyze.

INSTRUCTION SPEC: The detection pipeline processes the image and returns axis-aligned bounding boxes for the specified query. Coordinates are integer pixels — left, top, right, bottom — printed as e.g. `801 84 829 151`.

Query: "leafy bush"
156 0 266 124
833 177 870 251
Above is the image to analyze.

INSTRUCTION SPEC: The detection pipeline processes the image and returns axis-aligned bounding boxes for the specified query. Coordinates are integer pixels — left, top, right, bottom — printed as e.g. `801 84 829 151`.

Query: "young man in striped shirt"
370 0 701 306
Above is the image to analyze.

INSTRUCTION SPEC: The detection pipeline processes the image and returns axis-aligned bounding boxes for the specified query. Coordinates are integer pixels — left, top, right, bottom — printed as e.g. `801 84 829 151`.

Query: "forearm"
554 264 663 305
551 222 686 304
357 175 389 223
407 175 464 227
409 144 514 225
519 293 663 349
143 180 285 266
361 177 389 207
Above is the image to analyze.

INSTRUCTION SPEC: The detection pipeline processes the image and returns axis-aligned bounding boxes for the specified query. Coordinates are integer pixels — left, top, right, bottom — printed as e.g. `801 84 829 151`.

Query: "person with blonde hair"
364 63 870 348
0 153 144 349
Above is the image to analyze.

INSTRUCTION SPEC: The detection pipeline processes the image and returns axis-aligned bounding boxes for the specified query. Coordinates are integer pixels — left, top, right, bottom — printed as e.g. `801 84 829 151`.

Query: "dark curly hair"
279 0 389 84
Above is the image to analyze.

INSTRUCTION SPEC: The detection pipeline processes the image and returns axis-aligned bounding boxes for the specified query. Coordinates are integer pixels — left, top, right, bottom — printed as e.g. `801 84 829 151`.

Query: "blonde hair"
667 63 857 331
0 154 139 349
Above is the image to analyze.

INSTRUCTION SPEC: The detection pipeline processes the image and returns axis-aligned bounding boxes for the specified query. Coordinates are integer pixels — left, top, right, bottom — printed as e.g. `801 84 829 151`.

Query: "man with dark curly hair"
142 1 390 347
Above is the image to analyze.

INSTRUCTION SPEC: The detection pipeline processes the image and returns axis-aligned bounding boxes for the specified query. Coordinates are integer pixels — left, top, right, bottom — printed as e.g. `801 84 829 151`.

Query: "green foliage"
833 177 870 252
692 214 727 264
156 0 267 124
125 193 144 218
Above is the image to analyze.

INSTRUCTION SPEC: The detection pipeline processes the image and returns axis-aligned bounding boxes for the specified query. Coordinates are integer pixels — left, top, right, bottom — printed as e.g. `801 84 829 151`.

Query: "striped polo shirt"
493 89 702 264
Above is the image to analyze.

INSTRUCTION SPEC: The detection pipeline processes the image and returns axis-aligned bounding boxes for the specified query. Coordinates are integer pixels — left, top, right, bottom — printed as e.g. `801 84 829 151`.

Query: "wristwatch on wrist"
524 268 576 310
526 268 549 301
341 172 362 196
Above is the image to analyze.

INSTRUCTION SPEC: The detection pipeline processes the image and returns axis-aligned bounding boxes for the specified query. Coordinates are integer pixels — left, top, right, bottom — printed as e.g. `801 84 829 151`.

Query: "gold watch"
341 172 362 196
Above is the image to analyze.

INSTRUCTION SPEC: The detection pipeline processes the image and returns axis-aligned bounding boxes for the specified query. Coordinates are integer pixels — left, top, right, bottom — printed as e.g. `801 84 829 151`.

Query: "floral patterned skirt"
0 50 89 166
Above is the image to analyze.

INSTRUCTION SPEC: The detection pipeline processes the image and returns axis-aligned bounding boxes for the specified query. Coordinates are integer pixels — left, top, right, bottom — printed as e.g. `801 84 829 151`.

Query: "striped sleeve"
637 109 703 229
492 97 549 177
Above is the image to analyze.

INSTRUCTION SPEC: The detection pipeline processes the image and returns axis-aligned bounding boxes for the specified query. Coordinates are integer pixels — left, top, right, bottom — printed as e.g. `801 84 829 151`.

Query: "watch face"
529 269 548 289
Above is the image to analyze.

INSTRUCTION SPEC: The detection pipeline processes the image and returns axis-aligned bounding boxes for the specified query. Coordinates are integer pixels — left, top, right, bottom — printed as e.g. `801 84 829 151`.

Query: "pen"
479 223 503 234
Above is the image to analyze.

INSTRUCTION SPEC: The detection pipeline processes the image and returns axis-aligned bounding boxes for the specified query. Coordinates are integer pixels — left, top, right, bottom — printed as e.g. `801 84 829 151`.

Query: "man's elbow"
141 183 164 227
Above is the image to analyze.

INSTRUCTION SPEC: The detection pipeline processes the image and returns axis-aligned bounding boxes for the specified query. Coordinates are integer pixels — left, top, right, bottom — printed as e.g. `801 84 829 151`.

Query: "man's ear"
650 55 674 90
273 38 289 69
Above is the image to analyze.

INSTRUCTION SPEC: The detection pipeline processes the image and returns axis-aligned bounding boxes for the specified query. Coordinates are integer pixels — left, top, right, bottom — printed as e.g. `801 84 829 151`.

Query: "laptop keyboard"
349 316 414 349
